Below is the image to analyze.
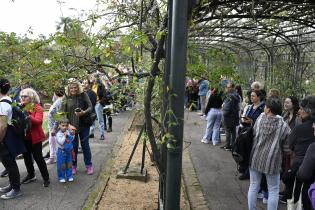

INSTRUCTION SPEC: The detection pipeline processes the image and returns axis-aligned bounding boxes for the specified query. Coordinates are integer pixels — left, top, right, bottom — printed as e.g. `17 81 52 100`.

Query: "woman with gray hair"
19 88 50 187
60 79 94 175
283 96 315 209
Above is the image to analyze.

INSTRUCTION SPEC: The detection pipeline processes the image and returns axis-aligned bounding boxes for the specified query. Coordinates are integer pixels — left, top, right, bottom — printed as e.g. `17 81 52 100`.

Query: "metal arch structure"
187 0 315 93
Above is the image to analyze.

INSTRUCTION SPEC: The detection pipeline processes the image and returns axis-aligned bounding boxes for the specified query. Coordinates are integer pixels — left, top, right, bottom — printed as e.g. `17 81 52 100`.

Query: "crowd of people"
0 74 134 200
193 77 315 210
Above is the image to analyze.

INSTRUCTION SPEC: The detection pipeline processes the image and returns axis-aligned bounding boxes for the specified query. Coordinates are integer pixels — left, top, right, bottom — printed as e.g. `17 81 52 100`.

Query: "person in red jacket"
19 88 50 187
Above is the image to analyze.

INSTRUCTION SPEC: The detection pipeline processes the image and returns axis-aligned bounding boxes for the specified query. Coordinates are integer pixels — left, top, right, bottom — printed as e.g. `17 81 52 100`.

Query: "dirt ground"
97 125 189 210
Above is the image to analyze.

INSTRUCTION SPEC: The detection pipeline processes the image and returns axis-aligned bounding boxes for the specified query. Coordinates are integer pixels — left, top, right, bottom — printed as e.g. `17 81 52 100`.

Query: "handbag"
287 178 303 210
78 93 97 128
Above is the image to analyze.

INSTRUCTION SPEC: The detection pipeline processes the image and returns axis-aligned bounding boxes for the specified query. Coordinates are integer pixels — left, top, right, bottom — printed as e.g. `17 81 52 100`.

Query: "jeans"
56 148 73 180
200 95 206 114
203 108 222 144
48 132 57 159
95 103 105 136
73 127 92 167
225 126 236 147
248 168 280 210
23 140 49 181
0 144 20 190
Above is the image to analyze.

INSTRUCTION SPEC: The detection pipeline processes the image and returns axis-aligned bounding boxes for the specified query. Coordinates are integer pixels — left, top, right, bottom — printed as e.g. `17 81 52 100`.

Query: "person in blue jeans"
56 120 74 183
201 89 223 145
248 97 290 210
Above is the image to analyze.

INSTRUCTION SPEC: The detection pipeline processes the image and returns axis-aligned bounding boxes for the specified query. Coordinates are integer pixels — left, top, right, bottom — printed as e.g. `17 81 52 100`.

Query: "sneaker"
45 158 55 165
68 177 74 182
59 179 66 183
220 145 229 149
86 166 94 175
0 189 22 200
224 146 232 151
0 185 12 193
43 180 50 187
21 175 36 184
257 192 264 199
100 135 104 140
0 169 8 178
201 139 206 143
279 196 287 204
263 198 268 204
107 128 112 132
72 166 77 175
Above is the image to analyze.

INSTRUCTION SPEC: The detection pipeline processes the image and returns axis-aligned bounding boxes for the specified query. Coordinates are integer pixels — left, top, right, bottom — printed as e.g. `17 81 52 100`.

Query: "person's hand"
68 124 76 134
74 110 85 117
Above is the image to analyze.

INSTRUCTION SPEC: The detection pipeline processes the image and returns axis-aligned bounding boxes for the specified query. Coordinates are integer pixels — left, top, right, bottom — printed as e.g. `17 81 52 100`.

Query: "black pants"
103 109 112 130
225 126 236 146
0 144 20 190
23 140 49 181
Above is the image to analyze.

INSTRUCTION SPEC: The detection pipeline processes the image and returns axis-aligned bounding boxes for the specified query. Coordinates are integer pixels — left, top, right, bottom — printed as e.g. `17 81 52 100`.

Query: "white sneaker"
257 193 264 199
263 198 268 204
59 179 66 183
68 178 74 182
201 139 206 143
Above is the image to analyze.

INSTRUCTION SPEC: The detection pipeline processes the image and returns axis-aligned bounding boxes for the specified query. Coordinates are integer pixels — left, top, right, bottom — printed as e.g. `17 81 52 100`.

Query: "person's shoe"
72 166 77 175
0 169 8 178
0 185 12 193
21 175 36 184
0 189 22 200
100 135 105 140
45 158 55 165
279 196 287 204
89 134 94 138
59 179 66 183
238 173 250 180
107 128 112 132
86 166 94 175
43 151 50 159
43 179 50 187
224 146 232 151
68 177 74 182
263 197 268 204
257 192 264 199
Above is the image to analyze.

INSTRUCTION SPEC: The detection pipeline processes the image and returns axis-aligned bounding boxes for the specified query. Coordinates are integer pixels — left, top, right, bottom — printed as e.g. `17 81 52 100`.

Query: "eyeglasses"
20 95 29 99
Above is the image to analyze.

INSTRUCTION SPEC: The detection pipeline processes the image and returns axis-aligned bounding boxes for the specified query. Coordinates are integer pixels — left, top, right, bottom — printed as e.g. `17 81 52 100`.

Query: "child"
56 119 74 183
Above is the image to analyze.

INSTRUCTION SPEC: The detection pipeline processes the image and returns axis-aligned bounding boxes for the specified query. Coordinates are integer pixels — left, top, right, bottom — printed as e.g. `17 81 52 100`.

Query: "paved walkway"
183 111 286 210
0 111 132 210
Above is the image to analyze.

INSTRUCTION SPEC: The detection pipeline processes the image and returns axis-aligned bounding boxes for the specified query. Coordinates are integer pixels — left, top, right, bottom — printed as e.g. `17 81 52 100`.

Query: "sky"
0 0 98 38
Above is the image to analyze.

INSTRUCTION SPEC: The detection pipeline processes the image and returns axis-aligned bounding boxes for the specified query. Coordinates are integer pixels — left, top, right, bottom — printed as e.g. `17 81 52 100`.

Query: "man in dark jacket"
221 82 240 151
83 79 97 138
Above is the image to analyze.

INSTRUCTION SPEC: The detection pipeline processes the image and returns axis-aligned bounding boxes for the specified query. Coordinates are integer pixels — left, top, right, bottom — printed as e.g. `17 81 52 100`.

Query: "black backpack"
0 99 32 136
232 126 254 166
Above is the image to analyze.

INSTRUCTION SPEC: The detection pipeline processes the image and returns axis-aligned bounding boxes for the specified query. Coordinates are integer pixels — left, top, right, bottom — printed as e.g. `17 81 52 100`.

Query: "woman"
238 90 265 180
286 96 315 210
20 88 50 187
280 96 300 203
248 97 291 210
60 79 94 175
201 88 223 146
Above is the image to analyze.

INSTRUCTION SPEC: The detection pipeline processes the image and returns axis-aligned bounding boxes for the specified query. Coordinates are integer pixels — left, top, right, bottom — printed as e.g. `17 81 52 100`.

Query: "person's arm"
29 105 43 125
0 115 8 142
297 143 315 182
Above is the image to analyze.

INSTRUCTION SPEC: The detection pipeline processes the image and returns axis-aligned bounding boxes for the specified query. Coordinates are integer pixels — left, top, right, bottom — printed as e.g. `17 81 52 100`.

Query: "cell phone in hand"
75 108 81 112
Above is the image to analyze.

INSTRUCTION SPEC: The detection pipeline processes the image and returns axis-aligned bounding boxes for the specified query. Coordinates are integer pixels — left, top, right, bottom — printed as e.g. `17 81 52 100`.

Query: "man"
82 79 97 138
90 75 107 140
0 77 22 199
221 82 240 151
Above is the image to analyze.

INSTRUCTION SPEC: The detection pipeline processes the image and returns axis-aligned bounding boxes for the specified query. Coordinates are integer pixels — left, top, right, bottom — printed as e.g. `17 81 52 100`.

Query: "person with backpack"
0 77 23 199
248 97 290 210
221 82 240 151
20 88 50 187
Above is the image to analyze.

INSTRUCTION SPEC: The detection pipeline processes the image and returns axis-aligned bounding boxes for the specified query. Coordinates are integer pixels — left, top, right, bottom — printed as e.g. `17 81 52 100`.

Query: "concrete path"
183 111 286 210
0 111 132 210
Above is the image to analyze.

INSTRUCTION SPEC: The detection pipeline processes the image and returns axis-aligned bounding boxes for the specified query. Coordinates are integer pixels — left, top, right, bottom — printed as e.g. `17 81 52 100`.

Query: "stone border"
82 110 136 210
182 147 209 210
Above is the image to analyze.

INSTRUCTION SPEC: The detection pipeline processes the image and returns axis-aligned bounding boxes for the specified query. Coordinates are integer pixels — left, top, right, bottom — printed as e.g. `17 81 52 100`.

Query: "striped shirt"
249 113 291 175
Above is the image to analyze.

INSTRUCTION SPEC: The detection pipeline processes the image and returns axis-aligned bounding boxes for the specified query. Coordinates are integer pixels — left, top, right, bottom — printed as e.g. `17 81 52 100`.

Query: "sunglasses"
20 95 29 99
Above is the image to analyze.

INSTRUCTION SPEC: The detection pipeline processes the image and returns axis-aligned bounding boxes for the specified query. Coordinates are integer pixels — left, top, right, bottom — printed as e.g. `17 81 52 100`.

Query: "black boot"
107 116 112 132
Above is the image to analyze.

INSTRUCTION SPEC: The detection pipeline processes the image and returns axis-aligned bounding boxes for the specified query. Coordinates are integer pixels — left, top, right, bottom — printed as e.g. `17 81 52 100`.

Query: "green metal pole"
165 0 188 209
